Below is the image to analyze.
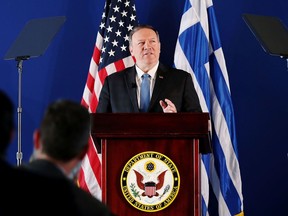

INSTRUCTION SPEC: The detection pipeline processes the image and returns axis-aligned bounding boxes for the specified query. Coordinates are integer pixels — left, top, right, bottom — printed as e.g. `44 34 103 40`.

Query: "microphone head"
131 83 137 88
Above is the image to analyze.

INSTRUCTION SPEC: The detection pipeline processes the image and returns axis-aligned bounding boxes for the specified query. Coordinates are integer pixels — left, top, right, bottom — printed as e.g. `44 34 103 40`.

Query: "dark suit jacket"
0 159 78 215
96 62 202 113
21 159 112 216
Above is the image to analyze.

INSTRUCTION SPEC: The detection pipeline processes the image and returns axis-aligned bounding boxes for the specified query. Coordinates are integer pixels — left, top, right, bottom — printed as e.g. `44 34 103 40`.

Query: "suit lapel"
149 64 166 109
125 67 139 112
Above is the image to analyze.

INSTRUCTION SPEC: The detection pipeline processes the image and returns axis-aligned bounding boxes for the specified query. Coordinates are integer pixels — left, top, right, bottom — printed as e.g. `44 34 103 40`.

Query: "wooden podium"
90 113 211 216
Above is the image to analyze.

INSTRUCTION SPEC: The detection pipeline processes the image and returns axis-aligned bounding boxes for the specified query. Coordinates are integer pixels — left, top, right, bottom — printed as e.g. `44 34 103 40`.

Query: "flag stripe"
174 0 244 215
79 0 138 201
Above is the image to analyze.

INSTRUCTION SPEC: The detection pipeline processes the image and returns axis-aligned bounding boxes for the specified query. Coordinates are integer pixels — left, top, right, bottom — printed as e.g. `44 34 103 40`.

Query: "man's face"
129 28 161 70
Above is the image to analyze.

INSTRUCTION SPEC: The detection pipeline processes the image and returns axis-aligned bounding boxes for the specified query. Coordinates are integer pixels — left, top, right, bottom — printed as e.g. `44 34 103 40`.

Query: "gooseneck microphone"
131 83 137 88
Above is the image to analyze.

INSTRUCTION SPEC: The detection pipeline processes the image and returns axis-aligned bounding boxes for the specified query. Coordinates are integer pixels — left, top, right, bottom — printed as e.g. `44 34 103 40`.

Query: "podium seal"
120 151 180 212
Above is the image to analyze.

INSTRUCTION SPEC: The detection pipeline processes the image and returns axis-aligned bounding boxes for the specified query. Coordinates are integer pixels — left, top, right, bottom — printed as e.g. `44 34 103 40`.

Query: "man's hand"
159 99 177 113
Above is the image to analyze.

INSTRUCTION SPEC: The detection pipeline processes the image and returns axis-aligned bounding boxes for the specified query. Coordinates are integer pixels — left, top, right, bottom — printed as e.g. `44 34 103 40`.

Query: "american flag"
174 0 244 215
79 0 138 200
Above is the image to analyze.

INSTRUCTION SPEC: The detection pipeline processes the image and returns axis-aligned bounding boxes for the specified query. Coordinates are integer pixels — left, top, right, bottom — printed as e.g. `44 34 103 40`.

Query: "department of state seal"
120 151 180 212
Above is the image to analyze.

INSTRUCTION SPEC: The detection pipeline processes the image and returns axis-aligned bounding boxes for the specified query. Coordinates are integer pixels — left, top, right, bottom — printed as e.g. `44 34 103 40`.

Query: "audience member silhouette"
0 90 111 215
22 99 112 215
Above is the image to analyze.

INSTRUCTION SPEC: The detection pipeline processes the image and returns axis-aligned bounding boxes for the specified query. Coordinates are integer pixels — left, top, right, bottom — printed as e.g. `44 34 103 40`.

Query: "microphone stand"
15 56 29 166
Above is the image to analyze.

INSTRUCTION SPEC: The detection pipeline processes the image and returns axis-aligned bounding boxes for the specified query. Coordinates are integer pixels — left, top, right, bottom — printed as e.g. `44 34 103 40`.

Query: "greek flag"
174 0 244 215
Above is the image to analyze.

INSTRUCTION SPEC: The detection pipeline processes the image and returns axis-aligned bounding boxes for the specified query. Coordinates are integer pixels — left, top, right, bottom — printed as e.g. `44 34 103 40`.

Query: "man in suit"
0 90 76 215
22 99 112 216
96 24 202 113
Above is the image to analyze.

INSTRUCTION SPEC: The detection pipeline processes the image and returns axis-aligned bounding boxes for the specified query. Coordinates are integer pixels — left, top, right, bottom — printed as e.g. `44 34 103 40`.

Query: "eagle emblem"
120 151 180 212
133 169 167 198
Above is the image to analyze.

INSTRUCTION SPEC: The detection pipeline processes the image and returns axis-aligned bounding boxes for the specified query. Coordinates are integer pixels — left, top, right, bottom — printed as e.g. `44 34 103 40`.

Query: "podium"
90 113 211 216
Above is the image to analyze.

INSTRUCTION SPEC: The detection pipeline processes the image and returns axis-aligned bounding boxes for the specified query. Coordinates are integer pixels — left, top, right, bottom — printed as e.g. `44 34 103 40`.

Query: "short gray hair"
129 24 160 46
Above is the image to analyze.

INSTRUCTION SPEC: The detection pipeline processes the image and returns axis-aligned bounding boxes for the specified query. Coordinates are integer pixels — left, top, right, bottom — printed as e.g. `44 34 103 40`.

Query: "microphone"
131 83 137 88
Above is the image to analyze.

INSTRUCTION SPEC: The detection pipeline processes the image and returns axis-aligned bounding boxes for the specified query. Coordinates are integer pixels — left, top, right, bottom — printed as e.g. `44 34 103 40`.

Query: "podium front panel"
102 138 200 216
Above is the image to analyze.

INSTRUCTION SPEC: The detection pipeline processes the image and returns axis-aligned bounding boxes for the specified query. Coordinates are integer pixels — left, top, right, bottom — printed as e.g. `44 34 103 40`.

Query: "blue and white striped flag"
174 0 244 215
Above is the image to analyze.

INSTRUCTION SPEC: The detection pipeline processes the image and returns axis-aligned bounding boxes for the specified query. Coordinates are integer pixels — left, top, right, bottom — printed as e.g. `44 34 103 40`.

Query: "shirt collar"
135 62 159 80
